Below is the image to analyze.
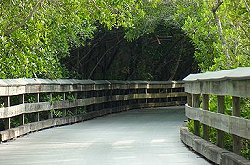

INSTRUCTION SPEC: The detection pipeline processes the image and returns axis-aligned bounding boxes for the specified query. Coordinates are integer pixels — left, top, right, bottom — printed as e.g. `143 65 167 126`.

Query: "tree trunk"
212 0 230 62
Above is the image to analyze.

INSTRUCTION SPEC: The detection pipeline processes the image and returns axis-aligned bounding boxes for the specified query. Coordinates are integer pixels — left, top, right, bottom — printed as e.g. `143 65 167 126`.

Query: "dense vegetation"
0 0 249 159
63 25 197 80
1 0 249 79
0 0 145 78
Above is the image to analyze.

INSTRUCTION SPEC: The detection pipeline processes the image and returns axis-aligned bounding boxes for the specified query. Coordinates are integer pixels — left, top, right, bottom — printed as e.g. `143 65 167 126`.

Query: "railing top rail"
147 81 184 84
0 78 96 86
183 67 250 97
0 79 184 87
183 67 250 82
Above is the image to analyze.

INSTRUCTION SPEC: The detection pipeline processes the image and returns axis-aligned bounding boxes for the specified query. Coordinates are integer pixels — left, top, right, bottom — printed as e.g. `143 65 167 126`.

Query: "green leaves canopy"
0 0 145 78
174 0 250 71
1 0 249 78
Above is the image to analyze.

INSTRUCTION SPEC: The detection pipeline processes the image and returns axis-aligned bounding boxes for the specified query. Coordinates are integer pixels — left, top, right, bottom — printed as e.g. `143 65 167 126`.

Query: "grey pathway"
0 107 211 165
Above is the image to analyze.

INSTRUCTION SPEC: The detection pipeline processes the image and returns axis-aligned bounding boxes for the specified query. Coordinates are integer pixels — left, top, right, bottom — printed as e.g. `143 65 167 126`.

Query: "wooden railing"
182 67 250 164
0 79 186 142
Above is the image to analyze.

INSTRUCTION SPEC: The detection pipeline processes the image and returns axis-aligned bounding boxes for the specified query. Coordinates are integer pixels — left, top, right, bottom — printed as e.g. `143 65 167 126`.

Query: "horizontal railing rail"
181 67 250 165
0 79 186 142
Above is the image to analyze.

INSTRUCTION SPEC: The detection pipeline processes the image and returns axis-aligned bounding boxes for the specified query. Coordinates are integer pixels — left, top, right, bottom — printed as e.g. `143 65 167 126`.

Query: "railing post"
37 93 40 103
232 96 241 155
192 94 200 136
4 96 11 129
74 92 77 100
49 93 53 119
217 95 224 148
202 94 209 141
187 93 192 106
19 94 25 125
63 93 66 100
36 93 40 122
7 96 10 107
74 92 78 115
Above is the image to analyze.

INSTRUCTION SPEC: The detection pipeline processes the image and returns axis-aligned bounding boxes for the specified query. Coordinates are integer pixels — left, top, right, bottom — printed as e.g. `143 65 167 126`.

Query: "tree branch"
78 34 107 64
242 0 250 15
5 0 44 36
212 0 223 13
88 39 122 79
239 24 250 40
212 0 230 61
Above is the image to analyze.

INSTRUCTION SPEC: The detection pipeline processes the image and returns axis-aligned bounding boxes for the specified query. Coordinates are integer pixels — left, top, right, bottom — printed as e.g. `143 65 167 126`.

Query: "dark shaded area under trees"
62 24 198 81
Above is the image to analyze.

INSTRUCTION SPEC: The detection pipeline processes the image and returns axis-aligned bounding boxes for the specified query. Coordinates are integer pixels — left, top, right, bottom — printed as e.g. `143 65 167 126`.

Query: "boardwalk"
0 107 211 165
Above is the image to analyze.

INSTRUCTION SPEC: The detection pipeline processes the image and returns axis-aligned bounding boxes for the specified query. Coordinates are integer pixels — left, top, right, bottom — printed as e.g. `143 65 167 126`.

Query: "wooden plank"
217 96 225 148
185 106 200 121
4 118 10 130
185 80 250 98
0 104 26 118
0 105 134 142
232 96 241 155
180 126 250 165
202 94 209 141
36 112 40 122
185 105 250 140
0 80 186 133
192 94 200 136
230 116 249 140
187 93 192 107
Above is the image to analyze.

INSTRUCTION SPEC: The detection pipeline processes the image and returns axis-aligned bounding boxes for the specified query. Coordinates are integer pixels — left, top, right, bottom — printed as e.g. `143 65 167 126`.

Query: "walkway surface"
0 107 211 165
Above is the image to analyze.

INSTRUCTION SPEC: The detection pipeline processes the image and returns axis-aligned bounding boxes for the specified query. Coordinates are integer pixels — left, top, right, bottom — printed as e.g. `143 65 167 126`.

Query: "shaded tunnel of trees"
62 24 198 81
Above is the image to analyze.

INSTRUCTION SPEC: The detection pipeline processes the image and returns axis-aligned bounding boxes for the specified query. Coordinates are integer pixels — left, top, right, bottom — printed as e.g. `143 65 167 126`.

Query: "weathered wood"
0 105 138 141
19 94 25 125
48 93 53 119
21 114 25 125
48 111 53 119
63 93 66 100
148 84 184 89
184 68 250 97
202 94 209 141
192 94 200 136
4 118 10 130
217 95 225 148
0 86 26 96
183 68 250 160
0 80 186 142
19 94 25 104
232 96 241 155
185 105 250 140
7 96 10 107
185 80 250 98
180 126 250 165
187 93 192 107
36 93 40 103
36 112 40 122
3 97 8 108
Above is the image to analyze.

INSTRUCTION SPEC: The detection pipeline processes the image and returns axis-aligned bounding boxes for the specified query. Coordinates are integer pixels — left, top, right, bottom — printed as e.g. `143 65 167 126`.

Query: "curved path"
0 107 211 165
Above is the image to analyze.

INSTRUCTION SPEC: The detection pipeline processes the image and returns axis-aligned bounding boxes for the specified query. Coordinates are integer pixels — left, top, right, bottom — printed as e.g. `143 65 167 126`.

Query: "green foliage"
76 106 87 114
25 94 37 103
242 139 250 159
175 1 250 158
174 0 250 71
125 0 172 41
39 93 51 102
208 95 233 115
241 98 250 119
50 109 63 118
66 93 76 102
0 0 146 79
51 94 64 102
